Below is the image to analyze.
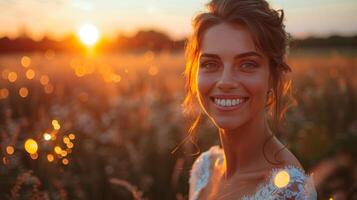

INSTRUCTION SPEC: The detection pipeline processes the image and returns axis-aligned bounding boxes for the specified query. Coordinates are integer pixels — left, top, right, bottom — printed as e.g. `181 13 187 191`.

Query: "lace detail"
189 146 223 200
242 165 317 200
189 146 317 200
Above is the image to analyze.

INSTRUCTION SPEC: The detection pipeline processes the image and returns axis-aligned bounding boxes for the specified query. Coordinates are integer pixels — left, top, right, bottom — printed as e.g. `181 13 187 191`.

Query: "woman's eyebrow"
199 53 220 60
234 51 262 59
199 52 262 60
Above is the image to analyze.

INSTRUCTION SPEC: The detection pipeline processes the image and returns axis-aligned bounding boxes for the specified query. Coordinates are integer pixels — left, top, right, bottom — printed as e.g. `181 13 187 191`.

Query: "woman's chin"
212 118 243 131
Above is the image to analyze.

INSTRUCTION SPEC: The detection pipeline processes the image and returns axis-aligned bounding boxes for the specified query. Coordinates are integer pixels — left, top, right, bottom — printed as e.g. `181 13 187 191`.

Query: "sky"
0 0 356 40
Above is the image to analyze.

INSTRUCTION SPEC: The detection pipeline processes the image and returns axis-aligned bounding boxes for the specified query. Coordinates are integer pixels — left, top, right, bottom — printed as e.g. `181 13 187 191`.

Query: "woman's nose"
217 66 238 91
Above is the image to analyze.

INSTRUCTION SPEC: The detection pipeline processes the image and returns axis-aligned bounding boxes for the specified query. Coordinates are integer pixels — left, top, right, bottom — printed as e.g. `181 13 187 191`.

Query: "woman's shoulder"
243 165 317 200
189 145 223 200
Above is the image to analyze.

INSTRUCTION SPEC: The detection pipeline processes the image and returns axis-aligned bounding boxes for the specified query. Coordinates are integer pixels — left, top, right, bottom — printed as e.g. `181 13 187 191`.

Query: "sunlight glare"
78 24 100 46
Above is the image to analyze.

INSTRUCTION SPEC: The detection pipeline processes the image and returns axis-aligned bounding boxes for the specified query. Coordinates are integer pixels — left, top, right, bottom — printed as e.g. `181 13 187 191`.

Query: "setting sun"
77 24 100 46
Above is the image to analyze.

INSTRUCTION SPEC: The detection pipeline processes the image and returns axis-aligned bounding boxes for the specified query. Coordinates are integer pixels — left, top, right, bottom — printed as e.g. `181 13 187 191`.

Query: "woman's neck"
219 113 272 179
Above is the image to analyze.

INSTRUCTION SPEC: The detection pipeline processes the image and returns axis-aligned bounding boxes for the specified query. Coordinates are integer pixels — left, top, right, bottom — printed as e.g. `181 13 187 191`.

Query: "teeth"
213 98 247 107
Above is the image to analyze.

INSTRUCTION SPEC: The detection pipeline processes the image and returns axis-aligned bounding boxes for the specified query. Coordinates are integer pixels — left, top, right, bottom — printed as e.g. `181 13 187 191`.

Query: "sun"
77 24 100 46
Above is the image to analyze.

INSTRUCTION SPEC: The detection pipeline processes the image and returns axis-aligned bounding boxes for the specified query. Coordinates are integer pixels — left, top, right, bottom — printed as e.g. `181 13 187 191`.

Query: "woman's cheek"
197 74 213 110
247 77 269 111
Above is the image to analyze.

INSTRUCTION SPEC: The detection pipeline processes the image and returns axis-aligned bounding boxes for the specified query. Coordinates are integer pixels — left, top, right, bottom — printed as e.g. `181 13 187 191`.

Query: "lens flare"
78 24 100 46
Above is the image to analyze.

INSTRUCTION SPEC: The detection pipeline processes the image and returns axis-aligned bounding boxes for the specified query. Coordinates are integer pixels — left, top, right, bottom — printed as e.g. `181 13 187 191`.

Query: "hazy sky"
0 0 356 40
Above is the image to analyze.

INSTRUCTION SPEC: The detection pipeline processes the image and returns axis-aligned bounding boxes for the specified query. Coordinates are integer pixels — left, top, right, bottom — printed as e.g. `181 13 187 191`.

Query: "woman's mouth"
210 97 249 111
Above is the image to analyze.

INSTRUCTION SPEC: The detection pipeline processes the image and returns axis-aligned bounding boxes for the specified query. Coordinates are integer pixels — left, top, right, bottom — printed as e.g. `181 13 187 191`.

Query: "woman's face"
197 23 271 131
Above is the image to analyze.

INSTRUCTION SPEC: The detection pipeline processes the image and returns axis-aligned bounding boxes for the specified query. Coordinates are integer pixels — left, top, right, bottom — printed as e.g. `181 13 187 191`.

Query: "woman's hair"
182 0 295 161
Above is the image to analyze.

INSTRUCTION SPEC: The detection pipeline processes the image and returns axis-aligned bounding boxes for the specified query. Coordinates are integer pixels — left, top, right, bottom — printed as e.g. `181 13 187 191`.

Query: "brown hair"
182 0 295 161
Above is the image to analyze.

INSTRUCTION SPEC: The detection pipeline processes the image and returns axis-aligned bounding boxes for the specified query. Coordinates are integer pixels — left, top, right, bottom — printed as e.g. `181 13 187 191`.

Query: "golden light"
60 150 68 157
52 119 61 130
62 158 69 165
47 154 54 162
8 72 17 83
43 133 52 141
54 146 62 154
21 56 31 68
0 88 9 99
26 69 35 80
19 87 29 98
44 83 54 94
24 139 38 154
30 153 38 160
2 157 8 165
69 133 75 140
274 170 290 188
6 146 15 155
66 142 74 149
63 136 70 144
40 75 50 85
78 24 100 46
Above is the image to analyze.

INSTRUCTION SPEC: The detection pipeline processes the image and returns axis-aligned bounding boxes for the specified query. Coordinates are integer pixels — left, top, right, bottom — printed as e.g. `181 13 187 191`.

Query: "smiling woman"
77 23 100 46
185 0 318 199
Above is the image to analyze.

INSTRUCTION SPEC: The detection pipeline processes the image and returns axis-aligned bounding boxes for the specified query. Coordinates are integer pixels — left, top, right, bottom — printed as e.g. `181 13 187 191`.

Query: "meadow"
0 49 356 199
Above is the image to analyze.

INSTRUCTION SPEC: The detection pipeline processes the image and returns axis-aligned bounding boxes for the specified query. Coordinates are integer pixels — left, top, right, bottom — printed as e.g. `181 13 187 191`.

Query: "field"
0 49 356 199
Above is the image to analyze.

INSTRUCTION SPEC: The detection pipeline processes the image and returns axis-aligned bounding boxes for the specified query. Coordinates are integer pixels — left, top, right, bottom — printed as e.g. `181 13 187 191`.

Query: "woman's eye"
240 62 258 71
201 62 219 71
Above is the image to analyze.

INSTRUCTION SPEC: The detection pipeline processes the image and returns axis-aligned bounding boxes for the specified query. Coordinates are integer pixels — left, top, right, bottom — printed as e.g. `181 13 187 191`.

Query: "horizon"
0 0 357 41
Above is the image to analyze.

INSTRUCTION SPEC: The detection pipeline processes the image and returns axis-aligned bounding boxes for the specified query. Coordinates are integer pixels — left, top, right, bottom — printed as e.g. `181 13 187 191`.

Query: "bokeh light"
40 75 50 85
43 133 52 141
62 158 69 165
19 87 29 98
274 170 290 188
30 153 38 160
21 56 31 68
8 72 17 83
0 88 9 99
54 146 62 154
52 120 61 130
44 83 54 94
26 69 36 80
69 133 75 140
47 154 54 162
24 139 38 154
6 146 15 155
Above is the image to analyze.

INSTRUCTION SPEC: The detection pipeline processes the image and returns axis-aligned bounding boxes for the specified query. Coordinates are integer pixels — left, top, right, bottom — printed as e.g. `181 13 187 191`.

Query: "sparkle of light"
6 146 15 155
8 72 17 83
24 139 38 154
78 24 100 46
62 158 69 165
60 150 68 157
40 75 50 85
54 146 62 154
274 170 290 188
19 87 29 98
43 133 52 141
30 153 38 160
63 136 70 144
66 142 74 149
44 83 54 94
21 56 31 68
69 133 75 140
0 88 9 99
26 69 35 80
47 154 54 162
52 119 61 130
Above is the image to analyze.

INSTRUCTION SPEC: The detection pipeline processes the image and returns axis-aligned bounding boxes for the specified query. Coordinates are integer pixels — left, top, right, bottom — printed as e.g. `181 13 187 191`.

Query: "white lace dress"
189 146 317 200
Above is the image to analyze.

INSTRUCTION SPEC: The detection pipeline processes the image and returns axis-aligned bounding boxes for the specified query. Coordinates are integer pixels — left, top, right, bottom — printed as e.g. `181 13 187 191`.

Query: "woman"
184 0 317 199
